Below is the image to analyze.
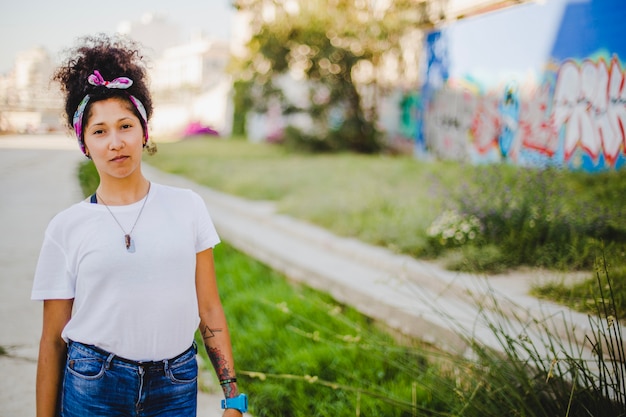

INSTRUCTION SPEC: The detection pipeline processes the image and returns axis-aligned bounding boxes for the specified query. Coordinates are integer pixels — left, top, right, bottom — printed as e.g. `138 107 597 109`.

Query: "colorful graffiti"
554 57 626 166
418 0 626 171
421 55 626 171
417 30 450 154
399 93 421 140
424 88 473 161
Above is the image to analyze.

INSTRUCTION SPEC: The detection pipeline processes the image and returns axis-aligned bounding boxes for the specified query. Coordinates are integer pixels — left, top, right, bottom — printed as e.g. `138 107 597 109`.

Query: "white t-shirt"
31 183 220 361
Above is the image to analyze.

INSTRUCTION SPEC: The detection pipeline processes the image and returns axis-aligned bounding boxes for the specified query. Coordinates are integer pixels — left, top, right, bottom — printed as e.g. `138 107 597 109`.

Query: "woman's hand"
222 408 244 416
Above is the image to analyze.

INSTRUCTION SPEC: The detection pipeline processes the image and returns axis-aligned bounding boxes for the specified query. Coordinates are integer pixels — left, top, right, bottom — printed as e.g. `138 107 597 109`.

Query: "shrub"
443 245 509 274
427 165 625 272
282 120 381 154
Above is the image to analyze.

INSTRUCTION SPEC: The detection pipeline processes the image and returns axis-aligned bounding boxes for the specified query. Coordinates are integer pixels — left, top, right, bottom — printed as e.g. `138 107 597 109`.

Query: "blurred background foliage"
231 0 436 153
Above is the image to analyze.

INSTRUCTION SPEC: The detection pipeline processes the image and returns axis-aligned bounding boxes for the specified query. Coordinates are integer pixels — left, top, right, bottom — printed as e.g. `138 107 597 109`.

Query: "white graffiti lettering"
553 57 626 164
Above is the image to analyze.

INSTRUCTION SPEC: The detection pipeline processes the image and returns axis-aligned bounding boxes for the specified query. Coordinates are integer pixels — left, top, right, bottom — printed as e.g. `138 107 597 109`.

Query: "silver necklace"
96 183 151 253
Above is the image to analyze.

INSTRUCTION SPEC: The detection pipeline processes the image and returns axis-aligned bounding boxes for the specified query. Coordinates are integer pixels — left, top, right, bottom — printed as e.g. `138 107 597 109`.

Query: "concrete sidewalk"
0 137 81 417
0 134 602 415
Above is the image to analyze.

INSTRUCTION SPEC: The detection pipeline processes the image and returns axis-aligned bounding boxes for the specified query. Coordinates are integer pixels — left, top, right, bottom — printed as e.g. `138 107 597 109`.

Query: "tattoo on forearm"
203 326 238 397
207 346 232 380
201 325 222 341
222 380 238 398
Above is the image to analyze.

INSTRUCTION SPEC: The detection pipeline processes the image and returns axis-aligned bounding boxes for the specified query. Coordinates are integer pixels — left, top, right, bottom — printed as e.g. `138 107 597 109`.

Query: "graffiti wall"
419 0 626 171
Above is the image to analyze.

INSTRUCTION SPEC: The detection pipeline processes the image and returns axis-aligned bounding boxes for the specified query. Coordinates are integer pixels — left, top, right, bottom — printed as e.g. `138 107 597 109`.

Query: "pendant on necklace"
125 234 136 253
97 183 150 255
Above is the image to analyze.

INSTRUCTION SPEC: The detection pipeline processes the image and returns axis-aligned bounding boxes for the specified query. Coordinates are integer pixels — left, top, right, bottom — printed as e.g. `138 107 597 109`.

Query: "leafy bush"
282 122 381 154
428 165 626 272
442 245 509 274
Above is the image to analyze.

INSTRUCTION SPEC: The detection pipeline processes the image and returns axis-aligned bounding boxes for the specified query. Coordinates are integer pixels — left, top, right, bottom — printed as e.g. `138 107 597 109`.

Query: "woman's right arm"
36 299 73 417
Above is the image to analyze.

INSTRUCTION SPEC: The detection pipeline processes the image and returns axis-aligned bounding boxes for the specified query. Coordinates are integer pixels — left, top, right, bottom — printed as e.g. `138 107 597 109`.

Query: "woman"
31 34 247 417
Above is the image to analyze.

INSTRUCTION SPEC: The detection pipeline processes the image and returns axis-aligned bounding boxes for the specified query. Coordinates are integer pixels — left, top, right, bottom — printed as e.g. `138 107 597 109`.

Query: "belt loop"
105 353 115 370
192 340 197 354
164 359 170 374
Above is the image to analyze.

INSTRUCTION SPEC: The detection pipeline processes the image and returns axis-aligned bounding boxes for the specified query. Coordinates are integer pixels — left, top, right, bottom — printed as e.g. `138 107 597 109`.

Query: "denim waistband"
68 340 197 372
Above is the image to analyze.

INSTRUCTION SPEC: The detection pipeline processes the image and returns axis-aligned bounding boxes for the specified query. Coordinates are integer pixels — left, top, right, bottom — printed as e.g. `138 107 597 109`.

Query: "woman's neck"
96 176 151 206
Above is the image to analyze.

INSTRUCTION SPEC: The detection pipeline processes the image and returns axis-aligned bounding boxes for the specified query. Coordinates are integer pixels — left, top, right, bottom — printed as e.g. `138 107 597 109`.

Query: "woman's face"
83 97 145 182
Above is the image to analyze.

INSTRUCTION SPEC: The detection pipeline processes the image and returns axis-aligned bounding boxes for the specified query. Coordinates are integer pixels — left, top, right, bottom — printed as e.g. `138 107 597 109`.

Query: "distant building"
117 13 182 61
120 13 233 139
0 46 62 133
0 13 234 138
150 36 233 138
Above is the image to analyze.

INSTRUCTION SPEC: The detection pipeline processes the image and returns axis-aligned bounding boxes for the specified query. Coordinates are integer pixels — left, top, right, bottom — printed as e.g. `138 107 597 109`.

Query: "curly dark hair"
53 33 153 134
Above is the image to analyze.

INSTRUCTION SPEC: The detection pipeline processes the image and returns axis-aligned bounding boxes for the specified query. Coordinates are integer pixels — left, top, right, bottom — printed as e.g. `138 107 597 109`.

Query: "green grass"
532 259 626 318
148 138 626 265
145 136 626 314
148 137 470 257
210 242 454 417
77 157 626 416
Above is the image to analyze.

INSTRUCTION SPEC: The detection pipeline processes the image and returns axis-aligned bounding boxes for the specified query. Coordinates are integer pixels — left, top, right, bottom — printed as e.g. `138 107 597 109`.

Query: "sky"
0 0 235 74
446 0 566 86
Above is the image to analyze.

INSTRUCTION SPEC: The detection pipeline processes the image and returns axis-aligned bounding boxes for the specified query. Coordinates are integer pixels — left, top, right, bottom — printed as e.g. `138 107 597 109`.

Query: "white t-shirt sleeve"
31 229 75 300
191 191 220 252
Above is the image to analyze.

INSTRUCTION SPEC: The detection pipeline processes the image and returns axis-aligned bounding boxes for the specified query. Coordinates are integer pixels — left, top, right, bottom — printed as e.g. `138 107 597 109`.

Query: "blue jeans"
61 341 198 417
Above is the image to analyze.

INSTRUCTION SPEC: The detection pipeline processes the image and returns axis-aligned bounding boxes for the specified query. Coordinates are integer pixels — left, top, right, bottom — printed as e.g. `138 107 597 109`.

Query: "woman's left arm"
196 248 243 416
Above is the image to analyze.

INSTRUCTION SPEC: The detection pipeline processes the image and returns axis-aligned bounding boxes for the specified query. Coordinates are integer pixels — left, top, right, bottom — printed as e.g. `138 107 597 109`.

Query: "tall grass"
211 241 626 416
447 258 626 417
530 238 626 319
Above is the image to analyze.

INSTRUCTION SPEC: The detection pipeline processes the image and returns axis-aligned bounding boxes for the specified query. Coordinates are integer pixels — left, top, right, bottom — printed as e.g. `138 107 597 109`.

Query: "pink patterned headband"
72 70 149 155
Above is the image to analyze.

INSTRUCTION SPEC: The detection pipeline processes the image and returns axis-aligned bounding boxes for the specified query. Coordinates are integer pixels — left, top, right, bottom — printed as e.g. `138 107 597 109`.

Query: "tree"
232 0 438 153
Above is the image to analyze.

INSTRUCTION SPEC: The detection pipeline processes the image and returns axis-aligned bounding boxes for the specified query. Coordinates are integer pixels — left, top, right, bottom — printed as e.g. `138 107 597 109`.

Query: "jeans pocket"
66 357 107 380
167 355 198 384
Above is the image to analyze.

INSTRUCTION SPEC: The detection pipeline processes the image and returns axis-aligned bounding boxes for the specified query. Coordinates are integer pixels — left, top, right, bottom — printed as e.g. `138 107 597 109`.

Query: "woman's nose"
109 132 125 150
